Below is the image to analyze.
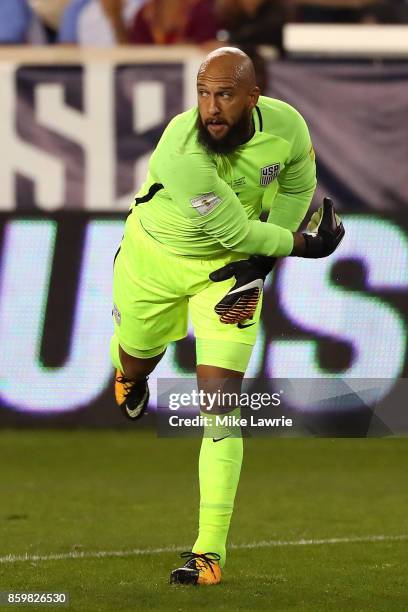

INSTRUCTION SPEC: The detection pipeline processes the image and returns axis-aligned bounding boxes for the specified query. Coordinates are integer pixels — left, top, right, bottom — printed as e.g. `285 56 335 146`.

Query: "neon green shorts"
112 211 263 372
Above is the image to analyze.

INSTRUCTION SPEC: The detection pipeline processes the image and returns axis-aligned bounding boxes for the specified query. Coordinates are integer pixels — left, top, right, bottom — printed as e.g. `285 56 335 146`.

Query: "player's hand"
209 256 277 324
294 197 345 258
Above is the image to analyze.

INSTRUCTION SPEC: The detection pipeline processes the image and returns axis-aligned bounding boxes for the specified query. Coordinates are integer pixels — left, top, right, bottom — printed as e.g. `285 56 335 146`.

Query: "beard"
197 110 254 155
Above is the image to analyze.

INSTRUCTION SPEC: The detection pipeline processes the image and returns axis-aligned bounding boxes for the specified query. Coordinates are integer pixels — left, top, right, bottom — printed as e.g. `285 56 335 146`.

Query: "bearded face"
197 108 254 155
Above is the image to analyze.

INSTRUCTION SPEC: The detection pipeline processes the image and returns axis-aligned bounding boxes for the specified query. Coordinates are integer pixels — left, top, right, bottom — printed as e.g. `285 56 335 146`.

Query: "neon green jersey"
129 95 316 258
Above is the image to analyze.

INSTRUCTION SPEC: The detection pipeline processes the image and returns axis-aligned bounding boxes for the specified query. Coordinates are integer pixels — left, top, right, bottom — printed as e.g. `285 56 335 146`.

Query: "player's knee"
197 365 243 415
119 345 164 380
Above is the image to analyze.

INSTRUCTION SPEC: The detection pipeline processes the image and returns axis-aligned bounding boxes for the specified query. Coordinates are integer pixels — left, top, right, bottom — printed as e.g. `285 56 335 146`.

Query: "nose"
208 95 220 116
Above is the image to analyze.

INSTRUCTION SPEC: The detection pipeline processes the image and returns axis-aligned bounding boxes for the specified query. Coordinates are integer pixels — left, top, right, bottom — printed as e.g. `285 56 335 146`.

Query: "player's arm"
264 109 345 259
209 110 320 324
158 150 294 257
267 109 317 232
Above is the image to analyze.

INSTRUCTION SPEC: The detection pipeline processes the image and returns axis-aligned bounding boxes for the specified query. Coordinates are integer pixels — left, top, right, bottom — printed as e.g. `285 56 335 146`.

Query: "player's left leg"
170 341 254 586
169 252 262 585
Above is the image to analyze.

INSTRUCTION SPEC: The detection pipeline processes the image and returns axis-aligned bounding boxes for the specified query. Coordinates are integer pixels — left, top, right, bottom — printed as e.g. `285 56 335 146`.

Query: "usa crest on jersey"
260 163 280 186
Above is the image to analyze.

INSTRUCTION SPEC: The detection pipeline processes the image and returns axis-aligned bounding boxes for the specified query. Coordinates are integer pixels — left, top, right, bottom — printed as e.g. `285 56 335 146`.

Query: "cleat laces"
179 552 221 577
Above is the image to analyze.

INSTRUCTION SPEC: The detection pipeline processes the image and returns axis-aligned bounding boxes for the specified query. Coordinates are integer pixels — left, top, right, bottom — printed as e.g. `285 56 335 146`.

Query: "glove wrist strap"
248 255 277 274
301 233 326 258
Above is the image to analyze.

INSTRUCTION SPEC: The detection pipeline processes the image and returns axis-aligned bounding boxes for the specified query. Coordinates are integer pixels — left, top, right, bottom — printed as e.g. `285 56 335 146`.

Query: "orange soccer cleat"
114 370 149 420
170 552 221 585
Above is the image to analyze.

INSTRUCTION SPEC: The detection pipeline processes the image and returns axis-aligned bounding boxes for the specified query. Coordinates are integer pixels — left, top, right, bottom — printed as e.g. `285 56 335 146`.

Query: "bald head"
197 47 257 91
196 47 260 154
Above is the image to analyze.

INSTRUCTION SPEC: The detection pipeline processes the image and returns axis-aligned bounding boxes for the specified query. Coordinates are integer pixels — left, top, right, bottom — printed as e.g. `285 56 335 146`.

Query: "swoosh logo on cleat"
212 435 231 443
125 389 149 418
237 322 255 329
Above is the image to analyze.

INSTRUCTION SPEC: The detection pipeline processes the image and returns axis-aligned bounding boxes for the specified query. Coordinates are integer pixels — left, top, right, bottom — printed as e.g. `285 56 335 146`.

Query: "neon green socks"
192 408 243 567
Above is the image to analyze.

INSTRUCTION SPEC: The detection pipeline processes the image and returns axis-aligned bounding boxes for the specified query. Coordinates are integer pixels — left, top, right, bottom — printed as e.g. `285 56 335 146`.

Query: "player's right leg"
111 212 189 420
110 336 165 420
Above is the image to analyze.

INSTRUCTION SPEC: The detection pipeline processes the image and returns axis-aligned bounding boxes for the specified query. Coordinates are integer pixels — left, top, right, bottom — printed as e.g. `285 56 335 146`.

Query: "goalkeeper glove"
209 256 277 325
296 197 345 258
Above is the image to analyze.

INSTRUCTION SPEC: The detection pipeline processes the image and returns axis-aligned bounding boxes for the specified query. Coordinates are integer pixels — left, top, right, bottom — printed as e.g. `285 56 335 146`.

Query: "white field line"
0 534 407 565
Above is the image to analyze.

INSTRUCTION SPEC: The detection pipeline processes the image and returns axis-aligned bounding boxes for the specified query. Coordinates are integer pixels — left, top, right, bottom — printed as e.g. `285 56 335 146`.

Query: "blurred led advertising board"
0 213 406 429
0 55 407 427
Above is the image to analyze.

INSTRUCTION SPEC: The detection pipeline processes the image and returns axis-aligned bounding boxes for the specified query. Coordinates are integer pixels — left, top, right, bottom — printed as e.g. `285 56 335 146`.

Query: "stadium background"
0 46 406 429
1 19 408 611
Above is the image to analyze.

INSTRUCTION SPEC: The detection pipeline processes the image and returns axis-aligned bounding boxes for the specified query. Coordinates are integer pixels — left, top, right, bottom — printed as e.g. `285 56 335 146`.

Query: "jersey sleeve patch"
190 192 222 216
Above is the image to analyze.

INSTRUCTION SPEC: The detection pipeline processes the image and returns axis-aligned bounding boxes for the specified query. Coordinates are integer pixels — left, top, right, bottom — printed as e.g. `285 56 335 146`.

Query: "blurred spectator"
129 0 186 43
0 0 45 43
214 0 243 29
129 0 221 45
0 0 31 43
29 0 71 42
59 0 143 45
215 0 292 54
184 0 221 44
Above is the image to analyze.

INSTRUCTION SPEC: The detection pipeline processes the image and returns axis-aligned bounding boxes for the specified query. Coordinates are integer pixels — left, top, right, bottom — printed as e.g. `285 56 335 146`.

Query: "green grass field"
1 430 408 611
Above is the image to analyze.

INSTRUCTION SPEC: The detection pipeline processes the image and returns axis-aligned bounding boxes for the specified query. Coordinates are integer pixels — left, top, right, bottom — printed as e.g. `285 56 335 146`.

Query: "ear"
249 86 260 109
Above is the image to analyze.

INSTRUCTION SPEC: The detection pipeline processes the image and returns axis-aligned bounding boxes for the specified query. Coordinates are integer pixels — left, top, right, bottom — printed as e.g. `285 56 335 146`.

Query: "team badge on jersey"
112 303 121 326
190 192 221 216
260 163 280 186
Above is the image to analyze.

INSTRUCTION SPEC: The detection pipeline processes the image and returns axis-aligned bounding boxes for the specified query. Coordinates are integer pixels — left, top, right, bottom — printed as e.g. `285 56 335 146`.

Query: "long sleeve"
267 111 317 232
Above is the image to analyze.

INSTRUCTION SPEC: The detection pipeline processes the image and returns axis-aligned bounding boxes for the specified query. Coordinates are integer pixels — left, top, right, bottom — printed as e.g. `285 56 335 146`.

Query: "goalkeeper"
110 47 344 586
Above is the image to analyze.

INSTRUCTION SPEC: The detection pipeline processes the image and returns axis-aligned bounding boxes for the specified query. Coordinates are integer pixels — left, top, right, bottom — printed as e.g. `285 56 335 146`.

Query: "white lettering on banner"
0 64 64 210
36 64 114 210
0 220 190 414
0 63 179 211
134 82 165 132
0 217 405 415
183 58 204 110
0 220 122 412
113 77 168 209
133 82 165 206
267 217 408 408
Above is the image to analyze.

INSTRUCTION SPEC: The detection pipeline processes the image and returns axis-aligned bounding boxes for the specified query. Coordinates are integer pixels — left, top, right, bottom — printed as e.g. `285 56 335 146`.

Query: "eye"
198 90 208 97
221 92 232 99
